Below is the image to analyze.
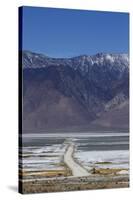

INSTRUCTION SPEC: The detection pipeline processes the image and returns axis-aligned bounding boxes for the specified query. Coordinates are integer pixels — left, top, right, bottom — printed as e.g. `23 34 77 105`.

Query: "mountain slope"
90 101 129 131
22 51 129 133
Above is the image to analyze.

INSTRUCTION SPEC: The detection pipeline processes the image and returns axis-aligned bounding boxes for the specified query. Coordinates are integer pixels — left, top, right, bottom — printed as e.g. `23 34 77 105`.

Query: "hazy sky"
21 6 129 58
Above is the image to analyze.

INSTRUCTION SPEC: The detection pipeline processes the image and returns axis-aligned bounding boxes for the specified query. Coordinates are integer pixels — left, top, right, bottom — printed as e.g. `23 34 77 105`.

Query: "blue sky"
22 6 129 58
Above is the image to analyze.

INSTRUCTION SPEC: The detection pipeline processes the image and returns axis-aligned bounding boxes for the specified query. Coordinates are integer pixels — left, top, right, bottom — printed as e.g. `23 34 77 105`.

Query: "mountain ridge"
22 50 129 69
22 50 129 133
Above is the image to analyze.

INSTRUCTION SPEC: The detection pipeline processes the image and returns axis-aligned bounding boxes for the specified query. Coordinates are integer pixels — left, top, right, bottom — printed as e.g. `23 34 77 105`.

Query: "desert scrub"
91 168 127 175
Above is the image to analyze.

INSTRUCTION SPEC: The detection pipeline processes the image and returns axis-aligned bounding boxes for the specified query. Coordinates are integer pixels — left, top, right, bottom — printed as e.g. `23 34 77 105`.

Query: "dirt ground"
20 175 129 194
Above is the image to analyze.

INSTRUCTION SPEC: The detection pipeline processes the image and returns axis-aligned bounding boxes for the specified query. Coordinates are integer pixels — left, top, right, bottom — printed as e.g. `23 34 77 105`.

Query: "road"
64 143 90 177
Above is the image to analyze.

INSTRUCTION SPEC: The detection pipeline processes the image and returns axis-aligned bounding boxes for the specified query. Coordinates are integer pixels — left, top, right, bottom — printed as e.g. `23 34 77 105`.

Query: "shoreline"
21 132 129 139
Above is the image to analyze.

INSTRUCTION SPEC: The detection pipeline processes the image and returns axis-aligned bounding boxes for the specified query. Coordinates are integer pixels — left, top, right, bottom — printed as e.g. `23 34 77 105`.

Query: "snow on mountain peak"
22 51 129 72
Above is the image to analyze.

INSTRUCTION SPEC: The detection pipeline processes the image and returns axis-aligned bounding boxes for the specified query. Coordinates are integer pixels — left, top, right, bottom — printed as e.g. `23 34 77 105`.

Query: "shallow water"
20 133 129 178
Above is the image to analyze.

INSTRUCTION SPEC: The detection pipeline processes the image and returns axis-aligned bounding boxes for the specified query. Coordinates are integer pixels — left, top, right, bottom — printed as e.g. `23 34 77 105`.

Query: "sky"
21 6 129 58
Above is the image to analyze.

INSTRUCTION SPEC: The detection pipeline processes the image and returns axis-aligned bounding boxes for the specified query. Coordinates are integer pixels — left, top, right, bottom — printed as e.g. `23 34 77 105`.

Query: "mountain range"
22 51 129 133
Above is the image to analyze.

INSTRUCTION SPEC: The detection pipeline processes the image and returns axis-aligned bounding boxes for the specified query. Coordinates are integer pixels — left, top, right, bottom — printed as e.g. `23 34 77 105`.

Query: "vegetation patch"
20 167 72 178
91 168 126 175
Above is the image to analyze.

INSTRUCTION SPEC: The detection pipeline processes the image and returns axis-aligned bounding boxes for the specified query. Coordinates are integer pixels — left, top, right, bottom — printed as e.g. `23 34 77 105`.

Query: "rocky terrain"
22 51 129 133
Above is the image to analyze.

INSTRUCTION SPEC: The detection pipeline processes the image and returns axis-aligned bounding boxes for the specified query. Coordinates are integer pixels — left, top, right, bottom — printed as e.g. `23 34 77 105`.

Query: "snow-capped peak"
22 51 129 72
